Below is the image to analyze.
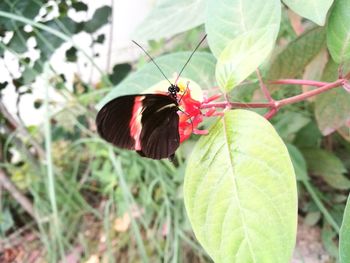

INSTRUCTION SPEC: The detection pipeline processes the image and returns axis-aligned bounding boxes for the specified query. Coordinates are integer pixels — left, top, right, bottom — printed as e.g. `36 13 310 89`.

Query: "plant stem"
0 169 36 219
256 68 273 102
201 78 347 119
277 79 345 107
302 180 340 233
270 79 329 87
0 101 45 158
106 0 115 72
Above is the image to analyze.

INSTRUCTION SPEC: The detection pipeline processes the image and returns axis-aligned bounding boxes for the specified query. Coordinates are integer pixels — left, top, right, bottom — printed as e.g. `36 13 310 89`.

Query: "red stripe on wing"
129 96 144 150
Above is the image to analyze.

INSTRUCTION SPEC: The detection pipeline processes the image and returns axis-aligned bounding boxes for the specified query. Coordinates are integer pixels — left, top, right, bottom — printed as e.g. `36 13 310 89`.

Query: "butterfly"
96 35 207 160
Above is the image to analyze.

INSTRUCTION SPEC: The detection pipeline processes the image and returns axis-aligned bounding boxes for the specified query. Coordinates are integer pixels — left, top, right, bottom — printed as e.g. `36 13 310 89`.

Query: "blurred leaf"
65 46 78 62
0 209 14 233
321 224 339 259
8 30 28 53
206 0 281 57
84 6 112 33
97 51 216 109
95 34 105 44
0 2 41 30
228 81 258 102
304 211 321 226
36 17 77 59
22 67 37 84
294 121 322 148
283 0 334 26
327 0 350 63
338 125 350 142
216 29 277 92
273 111 311 140
58 1 69 15
315 89 350 135
72 1 88 12
34 99 43 109
184 110 297 262
133 0 206 40
315 59 350 135
0 81 8 90
302 148 350 190
340 194 350 263
108 63 132 86
267 27 326 81
302 49 328 91
21 1 41 19
334 194 349 204
287 143 308 181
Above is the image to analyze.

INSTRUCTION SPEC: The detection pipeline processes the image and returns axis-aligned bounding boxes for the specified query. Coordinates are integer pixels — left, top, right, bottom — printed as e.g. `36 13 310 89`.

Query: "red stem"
256 69 273 102
201 78 346 114
201 102 270 109
278 78 345 107
271 79 329 87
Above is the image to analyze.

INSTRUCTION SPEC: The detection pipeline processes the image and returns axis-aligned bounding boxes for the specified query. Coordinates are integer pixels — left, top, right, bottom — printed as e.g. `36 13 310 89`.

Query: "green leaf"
338 125 350 142
36 17 77 59
315 59 350 135
65 46 78 62
0 209 14 233
206 0 281 57
133 0 206 40
340 194 350 263
321 224 339 259
287 144 308 181
84 6 111 33
294 121 322 148
8 30 28 53
315 88 350 135
327 0 350 63
97 51 216 109
304 211 321 226
0 81 8 90
267 27 326 81
108 63 132 86
184 110 297 262
215 29 276 92
283 0 334 26
302 148 350 190
273 111 311 140
72 2 88 12
0 2 41 30
228 81 258 102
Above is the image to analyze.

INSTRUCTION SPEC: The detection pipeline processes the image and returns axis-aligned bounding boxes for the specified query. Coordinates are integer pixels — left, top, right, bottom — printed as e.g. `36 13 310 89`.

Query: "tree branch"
0 168 36 220
0 101 45 158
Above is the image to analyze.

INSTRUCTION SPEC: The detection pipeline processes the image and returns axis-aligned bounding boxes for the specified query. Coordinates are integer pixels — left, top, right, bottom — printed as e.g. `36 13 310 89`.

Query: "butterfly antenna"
178 81 189 103
132 40 172 86
174 34 207 85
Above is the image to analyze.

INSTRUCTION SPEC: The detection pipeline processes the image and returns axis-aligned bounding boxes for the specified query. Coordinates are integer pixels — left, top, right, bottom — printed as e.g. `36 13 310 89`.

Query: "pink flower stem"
271 79 329 87
201 78 347 119
277 78 346 107
256 69 273 102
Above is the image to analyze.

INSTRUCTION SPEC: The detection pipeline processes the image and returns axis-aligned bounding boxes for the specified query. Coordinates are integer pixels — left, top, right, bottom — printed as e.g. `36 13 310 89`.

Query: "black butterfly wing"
96 94 180 160
138 95 180 160
96 95 136 150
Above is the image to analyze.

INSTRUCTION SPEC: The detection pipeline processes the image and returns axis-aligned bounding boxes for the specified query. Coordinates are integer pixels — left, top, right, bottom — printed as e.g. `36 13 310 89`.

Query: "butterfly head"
168 84 180 100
